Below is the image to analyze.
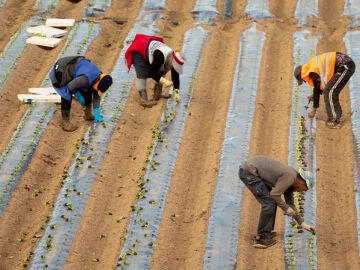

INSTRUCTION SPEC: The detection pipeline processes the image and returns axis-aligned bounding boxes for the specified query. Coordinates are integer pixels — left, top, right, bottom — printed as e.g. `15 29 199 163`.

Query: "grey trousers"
239 167 277 239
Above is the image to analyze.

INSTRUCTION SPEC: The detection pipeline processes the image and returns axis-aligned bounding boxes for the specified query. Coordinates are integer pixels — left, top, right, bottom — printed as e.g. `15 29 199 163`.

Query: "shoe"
60 110 78 132
253 236 277 249
252 231 277 241
153 83 170 101
83 105 94 120
325 120 341 129
139 89 157 108
60 120 78 132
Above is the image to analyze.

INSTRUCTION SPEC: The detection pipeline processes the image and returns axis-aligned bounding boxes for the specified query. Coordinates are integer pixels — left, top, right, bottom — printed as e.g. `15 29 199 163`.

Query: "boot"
60 110 78 132
83 104 94 120
153 83 170 101
139 89 157 108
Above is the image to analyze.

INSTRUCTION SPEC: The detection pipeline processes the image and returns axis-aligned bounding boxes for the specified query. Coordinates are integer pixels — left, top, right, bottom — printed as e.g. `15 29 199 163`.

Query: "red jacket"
125 34 164 71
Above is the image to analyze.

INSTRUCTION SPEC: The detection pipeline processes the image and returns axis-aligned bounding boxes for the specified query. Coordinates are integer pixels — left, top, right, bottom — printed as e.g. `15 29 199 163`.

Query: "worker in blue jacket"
50 56 112 131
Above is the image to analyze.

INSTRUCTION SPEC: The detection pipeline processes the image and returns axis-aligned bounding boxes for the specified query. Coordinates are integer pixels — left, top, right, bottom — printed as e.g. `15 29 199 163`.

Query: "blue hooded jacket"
50 58 102 101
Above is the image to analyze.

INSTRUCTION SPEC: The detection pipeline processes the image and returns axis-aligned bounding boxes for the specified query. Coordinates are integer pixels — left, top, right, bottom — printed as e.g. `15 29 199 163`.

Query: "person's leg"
82 90 94 120
132 52 157 108
239 168 276 239
60 97 77 132
153 82 170 100
323 61 355 127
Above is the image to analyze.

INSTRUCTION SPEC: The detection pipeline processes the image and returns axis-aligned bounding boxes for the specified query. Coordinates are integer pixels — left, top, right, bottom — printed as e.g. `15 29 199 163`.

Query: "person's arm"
270 173 303 224
93 90 101 108
307 73 321 118
149 50 164 82
171 68 180 89
67 75 89 104
67 75 90 93
309 72 321 109
283 188 304 224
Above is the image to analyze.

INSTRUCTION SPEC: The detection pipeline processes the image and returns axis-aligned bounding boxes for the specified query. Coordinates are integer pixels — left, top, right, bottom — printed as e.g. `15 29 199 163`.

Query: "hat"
299 168 315 189
294 65 303 85
172 51 185 74
93 74 113 96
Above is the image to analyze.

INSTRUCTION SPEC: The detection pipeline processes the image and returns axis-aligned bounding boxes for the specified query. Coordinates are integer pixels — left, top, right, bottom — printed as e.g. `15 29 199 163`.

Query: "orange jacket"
301 52 336 90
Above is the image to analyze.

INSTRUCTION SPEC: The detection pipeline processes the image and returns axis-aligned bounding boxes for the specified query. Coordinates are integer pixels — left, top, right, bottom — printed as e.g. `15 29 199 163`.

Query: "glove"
93 108 103 122
160 77 173 88
285 207 296 217
307 95 314 102
74 91 85 105
301 222 316 235
174 89 181 103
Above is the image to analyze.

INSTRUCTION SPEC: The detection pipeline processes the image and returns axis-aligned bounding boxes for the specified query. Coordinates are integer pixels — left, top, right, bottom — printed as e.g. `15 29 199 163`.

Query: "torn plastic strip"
344 30 360 257
116 26 210 270
203 22 265 269
285 30 319 269
224 0 233 18
83 0 112 17
245 0 273 19
295 0 318 27
191 0 220 26
344 0 360 27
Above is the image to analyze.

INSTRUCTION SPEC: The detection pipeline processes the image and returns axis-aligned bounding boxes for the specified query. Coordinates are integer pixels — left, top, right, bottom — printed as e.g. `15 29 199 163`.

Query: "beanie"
93 74 113 95
98 74 113 91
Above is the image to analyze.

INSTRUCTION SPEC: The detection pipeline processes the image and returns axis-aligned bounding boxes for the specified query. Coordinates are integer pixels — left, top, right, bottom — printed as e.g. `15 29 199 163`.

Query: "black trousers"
323 61 356 122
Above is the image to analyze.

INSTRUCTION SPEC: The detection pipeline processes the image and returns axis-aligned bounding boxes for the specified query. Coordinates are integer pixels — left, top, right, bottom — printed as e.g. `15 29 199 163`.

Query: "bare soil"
0 0 359 270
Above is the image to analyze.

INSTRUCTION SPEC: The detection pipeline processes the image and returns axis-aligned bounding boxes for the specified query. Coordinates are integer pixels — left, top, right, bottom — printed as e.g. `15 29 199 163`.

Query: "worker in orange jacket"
294 52 355 129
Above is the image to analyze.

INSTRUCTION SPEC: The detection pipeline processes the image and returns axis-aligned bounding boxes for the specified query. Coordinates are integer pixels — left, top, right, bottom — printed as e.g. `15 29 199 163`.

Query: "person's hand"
174 89 181 103
93 108 103 122
308 108 317 118
160 77 173 88
301 222 316 235
74 91 85 105
307 95 314 102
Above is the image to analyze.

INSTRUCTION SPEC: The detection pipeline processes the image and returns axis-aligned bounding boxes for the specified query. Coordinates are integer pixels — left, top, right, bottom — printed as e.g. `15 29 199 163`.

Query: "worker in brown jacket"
239 155 316 249
294 52 355 129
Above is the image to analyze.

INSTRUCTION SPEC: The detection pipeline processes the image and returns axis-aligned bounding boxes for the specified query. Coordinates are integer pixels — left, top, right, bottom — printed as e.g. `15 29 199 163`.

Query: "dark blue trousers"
239 167 277 238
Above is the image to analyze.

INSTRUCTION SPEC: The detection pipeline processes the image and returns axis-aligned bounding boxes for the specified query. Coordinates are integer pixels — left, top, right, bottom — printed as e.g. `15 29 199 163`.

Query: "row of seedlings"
14 20 100 269
203 23 265 269
29 0 162 267
0 0 75 214
285 31 319 270
116 27 210 270
115 1 221 268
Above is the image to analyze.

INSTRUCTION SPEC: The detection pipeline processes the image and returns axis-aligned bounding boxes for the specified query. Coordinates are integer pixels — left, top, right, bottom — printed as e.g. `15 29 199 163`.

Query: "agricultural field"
0 0 359 269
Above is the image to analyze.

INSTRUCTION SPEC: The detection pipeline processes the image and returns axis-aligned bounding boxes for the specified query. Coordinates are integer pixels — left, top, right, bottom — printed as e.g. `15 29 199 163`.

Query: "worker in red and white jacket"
125 34 185 108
